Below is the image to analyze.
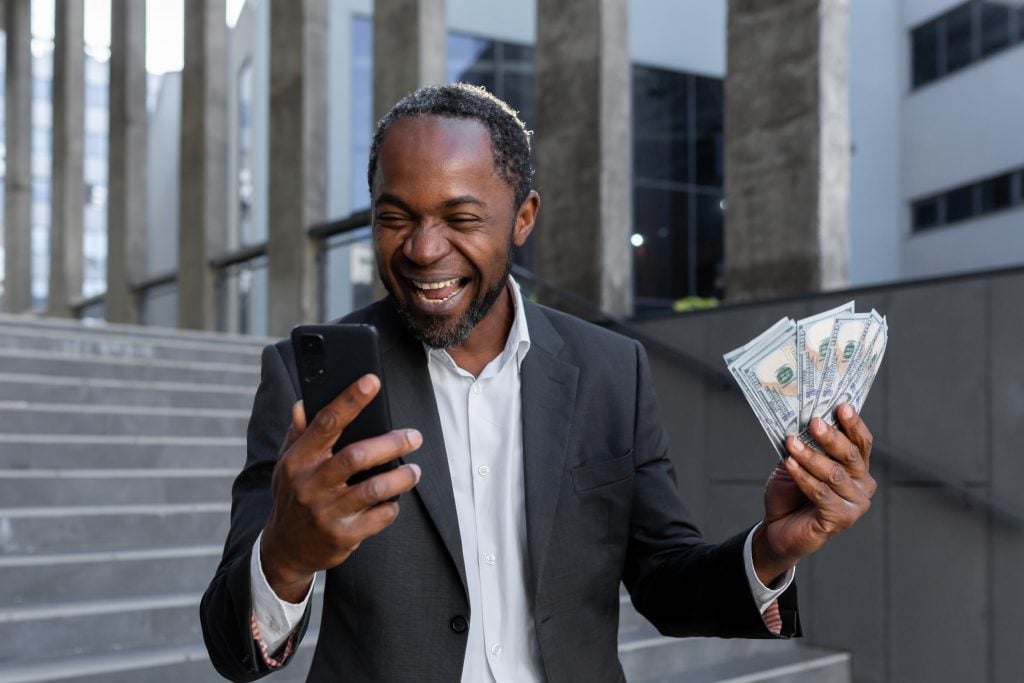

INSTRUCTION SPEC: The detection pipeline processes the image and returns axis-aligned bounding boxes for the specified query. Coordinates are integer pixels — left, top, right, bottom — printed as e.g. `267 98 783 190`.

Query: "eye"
376 213 412 227
447 214 483 227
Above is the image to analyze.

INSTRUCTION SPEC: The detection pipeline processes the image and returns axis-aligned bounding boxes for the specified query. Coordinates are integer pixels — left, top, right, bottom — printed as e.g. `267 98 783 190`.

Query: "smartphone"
291 324 398 487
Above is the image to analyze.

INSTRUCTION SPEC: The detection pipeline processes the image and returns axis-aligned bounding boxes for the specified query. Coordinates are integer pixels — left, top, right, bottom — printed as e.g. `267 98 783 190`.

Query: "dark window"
633 66 690 184
945 185 976 223
694 192 724 298
633 185 689 307
913 198 940 230
944 4 975 73
694 76 724 187
979 173 1013 212
912 21 940 87
981 2 1011 56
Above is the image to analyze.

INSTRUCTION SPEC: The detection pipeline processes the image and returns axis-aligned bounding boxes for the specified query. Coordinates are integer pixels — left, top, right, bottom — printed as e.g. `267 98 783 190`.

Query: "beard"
382 242 514 350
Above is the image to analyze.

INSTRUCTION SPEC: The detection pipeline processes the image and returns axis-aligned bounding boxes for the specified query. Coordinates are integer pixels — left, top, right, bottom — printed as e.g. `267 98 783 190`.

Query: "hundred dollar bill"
724 318 795 458
731 320 801 456
796 301 855 427
799 312 887 448
809 312 874 421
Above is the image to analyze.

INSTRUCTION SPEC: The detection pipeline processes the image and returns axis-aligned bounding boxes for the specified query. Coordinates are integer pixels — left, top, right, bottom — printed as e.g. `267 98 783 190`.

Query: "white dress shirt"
250 278 793 678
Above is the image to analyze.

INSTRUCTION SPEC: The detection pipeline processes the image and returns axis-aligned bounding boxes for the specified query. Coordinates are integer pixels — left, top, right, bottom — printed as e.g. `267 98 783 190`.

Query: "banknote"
725 302 888 459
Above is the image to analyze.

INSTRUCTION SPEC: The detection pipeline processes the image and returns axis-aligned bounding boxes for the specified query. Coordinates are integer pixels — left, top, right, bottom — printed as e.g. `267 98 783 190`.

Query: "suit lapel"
369 302 468 595
520 303 579 594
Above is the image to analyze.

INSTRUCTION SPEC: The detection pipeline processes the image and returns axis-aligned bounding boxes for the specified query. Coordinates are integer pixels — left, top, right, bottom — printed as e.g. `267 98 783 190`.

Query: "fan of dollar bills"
723 302 888 459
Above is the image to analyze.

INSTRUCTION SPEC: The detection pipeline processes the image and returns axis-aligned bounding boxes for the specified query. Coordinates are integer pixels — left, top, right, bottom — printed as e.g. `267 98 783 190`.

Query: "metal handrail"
132 269 177 294
209 242 268 271
511 264 1024 529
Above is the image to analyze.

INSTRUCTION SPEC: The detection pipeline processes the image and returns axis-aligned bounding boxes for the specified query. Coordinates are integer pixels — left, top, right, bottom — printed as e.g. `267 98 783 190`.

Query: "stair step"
0 402 249 438
0 349 259 386
0 313 274 348
0 469 235 506
0 635 316 683
0 593 204 663
0 503 231 554
0 327 264 365
0 435 245 469
0 546 222 605
0 373 255 410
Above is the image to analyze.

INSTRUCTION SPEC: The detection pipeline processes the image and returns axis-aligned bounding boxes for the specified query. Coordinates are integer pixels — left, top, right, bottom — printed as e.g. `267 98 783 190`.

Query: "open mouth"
410 277 469 304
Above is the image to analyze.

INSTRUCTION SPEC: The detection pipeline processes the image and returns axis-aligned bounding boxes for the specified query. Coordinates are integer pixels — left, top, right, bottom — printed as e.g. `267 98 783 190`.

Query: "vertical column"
533 0 632 318
3 0 33 313
723 0 850 301
178 0 228 330
267 0 328 335
106 0 147 323
48 0 85 317
371 0 445 123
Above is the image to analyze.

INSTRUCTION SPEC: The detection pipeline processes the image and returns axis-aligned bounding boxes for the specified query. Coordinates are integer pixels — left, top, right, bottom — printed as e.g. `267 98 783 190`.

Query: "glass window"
980 2 1011 56
912 21 940 87
633 65 690 183
695 76 723 187
944 4 974 73
694 192 724 298
633 184 689 309
945 185 976 223
979 173 1013 212
912 197 939 231
350 16 373 208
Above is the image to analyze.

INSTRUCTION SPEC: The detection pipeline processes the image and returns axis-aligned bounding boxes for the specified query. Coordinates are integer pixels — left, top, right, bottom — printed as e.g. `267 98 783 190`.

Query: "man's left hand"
752 403 877 586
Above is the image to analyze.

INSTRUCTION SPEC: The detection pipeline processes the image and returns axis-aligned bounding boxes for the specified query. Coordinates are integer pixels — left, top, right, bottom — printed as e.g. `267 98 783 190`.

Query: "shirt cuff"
742 523 796 615
249 531 315 657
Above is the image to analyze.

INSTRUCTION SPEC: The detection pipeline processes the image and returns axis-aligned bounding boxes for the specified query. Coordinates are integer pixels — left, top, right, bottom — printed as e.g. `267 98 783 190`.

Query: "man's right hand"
260 373 423 603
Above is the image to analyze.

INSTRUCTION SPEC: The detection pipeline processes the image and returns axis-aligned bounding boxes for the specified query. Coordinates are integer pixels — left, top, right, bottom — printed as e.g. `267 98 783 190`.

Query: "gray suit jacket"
200 298 799 682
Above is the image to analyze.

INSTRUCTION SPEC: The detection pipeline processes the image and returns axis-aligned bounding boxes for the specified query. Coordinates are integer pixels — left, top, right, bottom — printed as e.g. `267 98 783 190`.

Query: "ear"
512 191 540 247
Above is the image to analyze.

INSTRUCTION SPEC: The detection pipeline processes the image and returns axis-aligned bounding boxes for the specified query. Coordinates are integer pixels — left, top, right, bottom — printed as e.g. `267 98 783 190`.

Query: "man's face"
371 116 536 349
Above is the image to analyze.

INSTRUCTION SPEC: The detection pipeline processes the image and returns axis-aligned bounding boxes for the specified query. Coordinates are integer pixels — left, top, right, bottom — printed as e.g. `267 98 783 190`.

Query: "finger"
808 416 867 477
329 463 422 513
318 428 424 489
835 403 874 466
786 436 863 504
293 374 382 464
783 455 845 533
279 401 307 455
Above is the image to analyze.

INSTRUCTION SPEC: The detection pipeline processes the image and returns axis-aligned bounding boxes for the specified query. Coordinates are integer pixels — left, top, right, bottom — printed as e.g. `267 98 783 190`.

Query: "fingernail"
811 418 824 434
358 374 377 394
407 463 422 482
792 439 806 453
405 429 422 448
840 404 853 419
786 456 801 470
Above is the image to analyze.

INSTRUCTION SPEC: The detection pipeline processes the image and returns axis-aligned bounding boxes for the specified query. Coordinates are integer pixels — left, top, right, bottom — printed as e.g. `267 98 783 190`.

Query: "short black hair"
367 83 534 208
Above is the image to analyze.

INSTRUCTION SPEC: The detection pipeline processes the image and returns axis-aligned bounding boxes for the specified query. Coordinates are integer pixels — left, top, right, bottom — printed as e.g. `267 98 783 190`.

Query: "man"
200 83 876 682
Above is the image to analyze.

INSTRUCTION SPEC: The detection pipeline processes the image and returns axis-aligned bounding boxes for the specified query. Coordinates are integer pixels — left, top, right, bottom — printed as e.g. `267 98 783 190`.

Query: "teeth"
412 278 461 290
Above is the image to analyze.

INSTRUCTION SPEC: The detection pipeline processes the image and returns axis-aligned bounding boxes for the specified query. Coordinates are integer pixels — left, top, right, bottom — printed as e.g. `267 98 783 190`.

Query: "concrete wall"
634 265 1024 683
145 72 180 277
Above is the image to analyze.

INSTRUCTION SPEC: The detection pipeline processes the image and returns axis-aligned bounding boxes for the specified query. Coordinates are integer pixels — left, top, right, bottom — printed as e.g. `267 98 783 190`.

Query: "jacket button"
450 615 468 633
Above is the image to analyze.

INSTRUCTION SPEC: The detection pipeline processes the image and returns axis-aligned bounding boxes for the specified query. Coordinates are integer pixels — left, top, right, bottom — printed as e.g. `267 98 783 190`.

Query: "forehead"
375 116 500 188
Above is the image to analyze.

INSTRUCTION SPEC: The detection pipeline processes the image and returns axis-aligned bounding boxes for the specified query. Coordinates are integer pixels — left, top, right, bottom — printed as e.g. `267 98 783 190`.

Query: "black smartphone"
291 324 397 487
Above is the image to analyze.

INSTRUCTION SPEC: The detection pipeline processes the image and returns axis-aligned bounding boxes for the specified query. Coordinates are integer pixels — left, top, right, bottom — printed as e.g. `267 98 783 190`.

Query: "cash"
723 301 888 458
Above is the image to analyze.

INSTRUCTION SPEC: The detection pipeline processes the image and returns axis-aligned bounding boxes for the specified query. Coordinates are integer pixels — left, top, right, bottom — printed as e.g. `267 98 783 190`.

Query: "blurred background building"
0 1 1021 682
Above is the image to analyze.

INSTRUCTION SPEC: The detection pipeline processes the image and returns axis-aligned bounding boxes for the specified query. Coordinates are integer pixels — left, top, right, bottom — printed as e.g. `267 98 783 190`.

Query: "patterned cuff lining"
250 611 296 669
763 599 783 635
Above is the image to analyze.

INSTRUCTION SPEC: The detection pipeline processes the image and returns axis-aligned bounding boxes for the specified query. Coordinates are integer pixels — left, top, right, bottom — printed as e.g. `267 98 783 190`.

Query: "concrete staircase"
0 314 850 682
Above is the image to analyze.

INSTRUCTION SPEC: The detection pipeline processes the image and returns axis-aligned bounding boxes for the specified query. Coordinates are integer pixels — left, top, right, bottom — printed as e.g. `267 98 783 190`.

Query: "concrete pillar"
106 0 148 324
267 0 328 335
48 0 86 317
723 0 850 301
372 0 445 123
178 0 228 330
533 0 633 318
3 0 33 313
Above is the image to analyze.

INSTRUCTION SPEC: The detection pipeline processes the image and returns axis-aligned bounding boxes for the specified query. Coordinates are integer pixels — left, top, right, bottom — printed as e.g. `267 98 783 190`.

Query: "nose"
402 221 450 266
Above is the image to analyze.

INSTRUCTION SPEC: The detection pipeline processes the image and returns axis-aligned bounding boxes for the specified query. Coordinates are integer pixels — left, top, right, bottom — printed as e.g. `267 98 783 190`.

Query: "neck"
447 284 515 376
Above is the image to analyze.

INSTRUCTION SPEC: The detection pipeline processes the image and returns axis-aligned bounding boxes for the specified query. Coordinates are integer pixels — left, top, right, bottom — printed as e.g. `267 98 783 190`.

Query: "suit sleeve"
200 343 313 681
621 341 800 639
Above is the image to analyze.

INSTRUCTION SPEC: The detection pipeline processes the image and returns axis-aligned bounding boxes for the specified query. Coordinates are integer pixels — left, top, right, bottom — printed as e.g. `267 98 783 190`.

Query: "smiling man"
201 84 876 682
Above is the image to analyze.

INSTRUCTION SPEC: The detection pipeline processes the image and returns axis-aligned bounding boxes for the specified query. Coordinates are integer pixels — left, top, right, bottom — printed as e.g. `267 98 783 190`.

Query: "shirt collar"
425 276 532 376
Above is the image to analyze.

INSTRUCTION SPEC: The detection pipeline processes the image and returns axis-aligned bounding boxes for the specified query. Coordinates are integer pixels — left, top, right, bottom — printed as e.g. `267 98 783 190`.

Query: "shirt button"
450 615 468 633
472 384 481 395
484 553 496 566
478 465 490 477
491 643 503 655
